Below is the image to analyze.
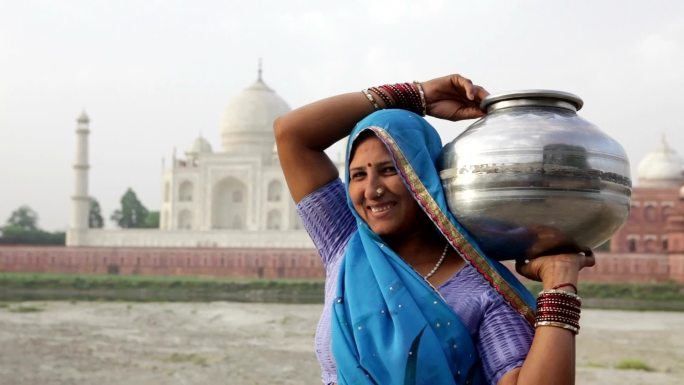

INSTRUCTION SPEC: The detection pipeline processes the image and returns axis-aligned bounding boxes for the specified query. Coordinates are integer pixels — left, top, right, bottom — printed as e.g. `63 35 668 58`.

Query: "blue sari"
331 110 536 385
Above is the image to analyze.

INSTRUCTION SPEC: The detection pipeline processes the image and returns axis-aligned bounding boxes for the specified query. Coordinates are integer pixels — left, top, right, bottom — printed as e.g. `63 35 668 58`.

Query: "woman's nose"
364 174 382 200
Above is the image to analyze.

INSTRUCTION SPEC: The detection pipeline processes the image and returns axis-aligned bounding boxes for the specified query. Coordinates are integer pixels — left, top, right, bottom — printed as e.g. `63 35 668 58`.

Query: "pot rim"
481 89 584 112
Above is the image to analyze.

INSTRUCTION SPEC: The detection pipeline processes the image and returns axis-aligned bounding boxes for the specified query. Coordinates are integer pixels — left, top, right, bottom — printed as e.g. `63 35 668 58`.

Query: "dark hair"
348 129 378 163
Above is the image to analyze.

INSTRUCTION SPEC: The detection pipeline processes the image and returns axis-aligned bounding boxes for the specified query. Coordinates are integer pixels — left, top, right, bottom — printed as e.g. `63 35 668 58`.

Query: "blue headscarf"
331 110 535 385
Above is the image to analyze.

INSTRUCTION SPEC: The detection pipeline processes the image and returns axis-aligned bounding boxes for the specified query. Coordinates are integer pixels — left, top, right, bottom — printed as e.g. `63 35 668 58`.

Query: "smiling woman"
274 74 595 385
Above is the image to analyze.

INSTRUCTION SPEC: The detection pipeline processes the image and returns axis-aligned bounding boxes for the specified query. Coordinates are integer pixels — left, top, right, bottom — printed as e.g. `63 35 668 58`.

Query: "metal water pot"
439 90 631 260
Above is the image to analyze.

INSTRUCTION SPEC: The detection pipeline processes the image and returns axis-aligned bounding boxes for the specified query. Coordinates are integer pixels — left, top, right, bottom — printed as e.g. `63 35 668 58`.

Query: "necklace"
424 243 450 280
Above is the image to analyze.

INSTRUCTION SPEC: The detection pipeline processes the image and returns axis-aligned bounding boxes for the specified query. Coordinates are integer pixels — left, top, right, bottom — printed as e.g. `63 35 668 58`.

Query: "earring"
375 187 384 198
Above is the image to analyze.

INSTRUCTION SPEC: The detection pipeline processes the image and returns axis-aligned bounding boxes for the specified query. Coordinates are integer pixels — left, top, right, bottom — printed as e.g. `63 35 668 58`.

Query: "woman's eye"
382 166 397 174
351 171 366 179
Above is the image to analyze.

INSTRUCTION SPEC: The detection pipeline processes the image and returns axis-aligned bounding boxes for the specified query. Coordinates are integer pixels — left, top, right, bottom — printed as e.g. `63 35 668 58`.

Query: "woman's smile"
368 202 396 214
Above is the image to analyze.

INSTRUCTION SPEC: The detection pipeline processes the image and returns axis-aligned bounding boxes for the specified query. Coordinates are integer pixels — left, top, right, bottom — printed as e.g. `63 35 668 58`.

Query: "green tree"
110 188 150 228
6 205 38 231
0 226 65 245
0 205 64 245
89 197 104 228
143 211 160 228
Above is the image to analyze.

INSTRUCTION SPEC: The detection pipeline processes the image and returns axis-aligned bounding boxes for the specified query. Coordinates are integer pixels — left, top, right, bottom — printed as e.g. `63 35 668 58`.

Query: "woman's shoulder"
438 264 523 331
296 179 357 268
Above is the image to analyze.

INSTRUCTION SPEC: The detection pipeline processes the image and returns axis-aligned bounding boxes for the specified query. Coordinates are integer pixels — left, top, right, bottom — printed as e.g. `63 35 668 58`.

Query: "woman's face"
348 135 424 238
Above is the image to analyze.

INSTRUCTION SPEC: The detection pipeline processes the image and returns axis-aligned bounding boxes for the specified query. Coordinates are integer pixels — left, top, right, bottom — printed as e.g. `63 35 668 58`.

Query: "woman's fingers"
422 73 490 120
515 250 595 282
579 250 596 269
453 75 476 100
449 74 489 102
472 84 490 101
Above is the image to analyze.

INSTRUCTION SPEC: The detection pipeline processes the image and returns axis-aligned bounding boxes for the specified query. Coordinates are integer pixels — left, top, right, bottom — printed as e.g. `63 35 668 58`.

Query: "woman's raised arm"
273 74 489 203
273 93 375 203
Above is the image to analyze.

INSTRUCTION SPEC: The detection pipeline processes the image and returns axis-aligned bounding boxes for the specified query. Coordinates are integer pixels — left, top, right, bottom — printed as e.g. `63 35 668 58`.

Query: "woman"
274 74 594 385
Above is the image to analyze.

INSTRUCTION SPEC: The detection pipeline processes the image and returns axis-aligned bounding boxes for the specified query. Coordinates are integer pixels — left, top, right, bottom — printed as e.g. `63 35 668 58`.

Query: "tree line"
0 188 159 245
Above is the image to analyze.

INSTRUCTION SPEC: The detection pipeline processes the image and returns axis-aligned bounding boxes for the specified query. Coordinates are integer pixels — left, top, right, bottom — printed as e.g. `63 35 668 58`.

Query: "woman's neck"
384 228 444 266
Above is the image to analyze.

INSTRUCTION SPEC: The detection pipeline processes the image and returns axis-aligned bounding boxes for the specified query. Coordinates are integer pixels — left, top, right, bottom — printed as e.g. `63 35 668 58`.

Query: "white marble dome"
637 136 684 182
220 77 291 153
185 136 213 157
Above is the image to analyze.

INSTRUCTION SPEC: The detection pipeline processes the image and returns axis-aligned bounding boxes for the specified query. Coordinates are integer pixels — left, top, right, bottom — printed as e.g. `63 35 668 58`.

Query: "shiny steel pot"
439 90 631 260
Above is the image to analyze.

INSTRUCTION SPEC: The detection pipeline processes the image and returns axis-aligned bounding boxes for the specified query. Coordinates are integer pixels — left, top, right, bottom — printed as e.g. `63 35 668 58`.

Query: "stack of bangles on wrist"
362 82 427 116
535 287 582 335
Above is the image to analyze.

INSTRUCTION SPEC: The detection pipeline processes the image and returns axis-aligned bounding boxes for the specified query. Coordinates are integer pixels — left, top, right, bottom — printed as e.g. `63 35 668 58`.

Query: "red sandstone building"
596 136 684 283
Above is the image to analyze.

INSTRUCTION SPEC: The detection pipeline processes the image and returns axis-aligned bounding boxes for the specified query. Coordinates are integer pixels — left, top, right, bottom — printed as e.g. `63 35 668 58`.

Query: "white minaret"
66 111 91 246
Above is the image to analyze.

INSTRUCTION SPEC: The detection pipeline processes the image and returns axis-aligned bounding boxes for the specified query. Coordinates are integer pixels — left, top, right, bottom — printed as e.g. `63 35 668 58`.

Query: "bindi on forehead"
367 163 372 167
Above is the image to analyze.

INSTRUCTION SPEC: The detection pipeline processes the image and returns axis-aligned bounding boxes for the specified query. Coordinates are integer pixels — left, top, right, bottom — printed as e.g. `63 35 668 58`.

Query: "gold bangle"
362 89 380 111
413 81 427 116
534 320 579 335
538 289 582 303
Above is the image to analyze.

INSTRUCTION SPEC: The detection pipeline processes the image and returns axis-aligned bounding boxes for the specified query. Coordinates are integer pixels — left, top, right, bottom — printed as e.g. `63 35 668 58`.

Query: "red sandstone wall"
669 254 684 283
1 247 682 283
579 253 672 283
0 246 324 279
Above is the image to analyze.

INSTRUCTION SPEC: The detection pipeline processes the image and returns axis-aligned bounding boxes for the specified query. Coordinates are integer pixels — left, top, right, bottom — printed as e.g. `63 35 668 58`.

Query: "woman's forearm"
504 254 590 385
274 92 377 202
510 327 576 385
274 92 376 152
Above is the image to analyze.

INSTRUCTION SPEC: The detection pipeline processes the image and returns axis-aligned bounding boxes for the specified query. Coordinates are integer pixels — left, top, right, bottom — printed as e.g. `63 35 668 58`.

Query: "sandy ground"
0 302 682 385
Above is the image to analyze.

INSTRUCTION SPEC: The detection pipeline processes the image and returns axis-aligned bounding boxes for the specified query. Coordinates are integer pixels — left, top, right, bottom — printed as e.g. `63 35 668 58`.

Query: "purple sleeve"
439 266 534 385
477 289 534 384
296 179 356 269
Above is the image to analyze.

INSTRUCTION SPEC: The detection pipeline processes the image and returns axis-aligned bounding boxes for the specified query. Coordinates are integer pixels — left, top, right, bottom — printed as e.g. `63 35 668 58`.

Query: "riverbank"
0 302 682 385
2 272 684 310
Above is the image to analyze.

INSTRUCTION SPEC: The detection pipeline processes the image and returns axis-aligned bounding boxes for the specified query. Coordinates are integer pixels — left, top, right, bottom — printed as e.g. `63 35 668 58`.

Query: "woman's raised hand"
421 74 490 121
515 250 595 290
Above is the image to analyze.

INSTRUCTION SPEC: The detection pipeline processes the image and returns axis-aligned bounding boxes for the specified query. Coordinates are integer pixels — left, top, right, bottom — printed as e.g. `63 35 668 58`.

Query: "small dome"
220 77 291 152
185 136 213 157
637 136 684 182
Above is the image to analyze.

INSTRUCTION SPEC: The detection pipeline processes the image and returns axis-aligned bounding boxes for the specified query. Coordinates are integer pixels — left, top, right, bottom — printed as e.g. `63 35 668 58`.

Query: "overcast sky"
1 0 683 231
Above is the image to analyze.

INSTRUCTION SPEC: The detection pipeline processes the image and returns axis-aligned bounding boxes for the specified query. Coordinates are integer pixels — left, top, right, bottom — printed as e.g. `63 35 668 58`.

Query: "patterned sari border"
371 127 536 325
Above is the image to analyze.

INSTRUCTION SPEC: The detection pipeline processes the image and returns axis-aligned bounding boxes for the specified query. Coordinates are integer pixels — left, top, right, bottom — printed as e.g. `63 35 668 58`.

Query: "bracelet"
413 81 427 116
536 307 581 317
536 287 582 335
534 320 580 335
369 87 395 108
362 89 380 111
363 83 425 116
537 297 582 307
552 282 578 294
535 312 581 324
538 289 582 303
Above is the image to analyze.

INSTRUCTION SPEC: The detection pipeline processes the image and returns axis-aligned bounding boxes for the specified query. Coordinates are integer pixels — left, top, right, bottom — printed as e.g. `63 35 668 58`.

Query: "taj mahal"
66 69 343 249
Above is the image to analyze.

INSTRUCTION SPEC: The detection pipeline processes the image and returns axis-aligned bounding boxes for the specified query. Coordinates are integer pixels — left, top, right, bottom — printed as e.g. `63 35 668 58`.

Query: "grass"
163 353 209 367
8 304 45 313
615 358 655 371
524 281 684 309
583 361 608 369
0 272 325 303
1 272 683 310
